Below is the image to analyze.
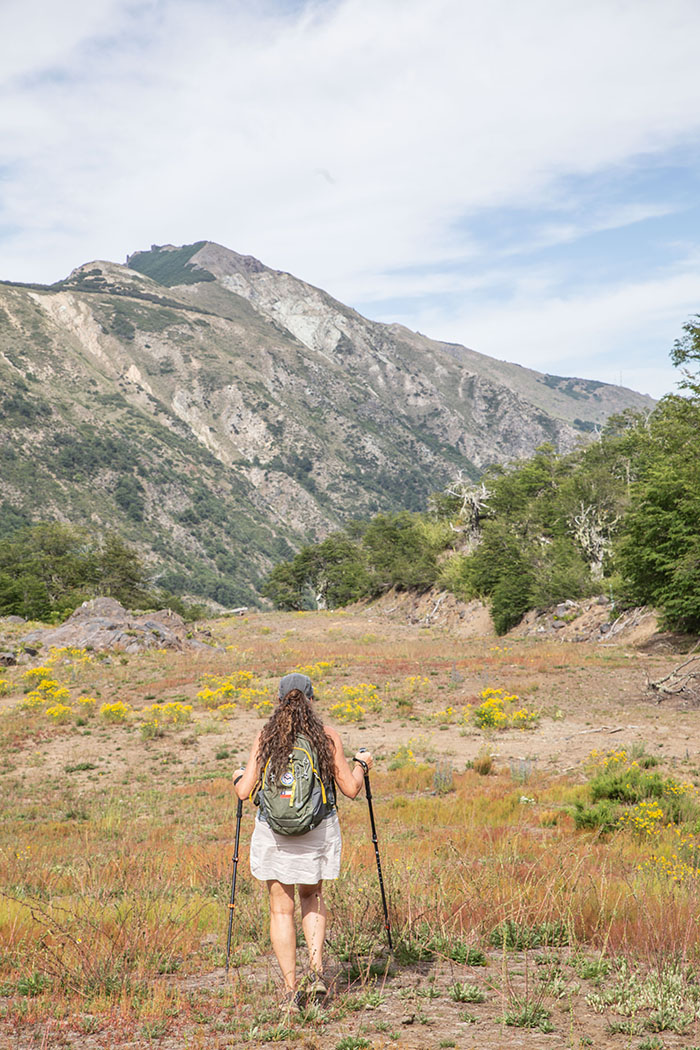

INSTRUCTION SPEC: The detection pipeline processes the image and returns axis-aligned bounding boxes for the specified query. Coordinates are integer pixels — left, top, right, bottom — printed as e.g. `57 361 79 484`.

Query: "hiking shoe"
281 989 303 1012
306 973 328 1000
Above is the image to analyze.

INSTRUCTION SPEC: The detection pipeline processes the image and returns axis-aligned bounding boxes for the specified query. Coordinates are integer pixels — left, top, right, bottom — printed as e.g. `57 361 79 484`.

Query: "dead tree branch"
569 501 619 580
646 640 700 701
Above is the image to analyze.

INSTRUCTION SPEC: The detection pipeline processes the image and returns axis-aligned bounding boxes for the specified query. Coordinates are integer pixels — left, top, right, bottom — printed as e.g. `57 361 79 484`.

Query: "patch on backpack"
280 770 294 798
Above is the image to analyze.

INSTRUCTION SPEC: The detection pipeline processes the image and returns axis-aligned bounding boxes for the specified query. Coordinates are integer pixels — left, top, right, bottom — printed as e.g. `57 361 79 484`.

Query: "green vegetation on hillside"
127 243 217 286
0 523 211 620
264 319 700 634
0 358 287 611
262 512 450 610
0 523 183 620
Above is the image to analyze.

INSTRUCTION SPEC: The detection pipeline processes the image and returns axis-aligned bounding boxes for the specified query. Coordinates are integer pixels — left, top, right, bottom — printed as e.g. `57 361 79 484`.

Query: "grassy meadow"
1 609 700 1049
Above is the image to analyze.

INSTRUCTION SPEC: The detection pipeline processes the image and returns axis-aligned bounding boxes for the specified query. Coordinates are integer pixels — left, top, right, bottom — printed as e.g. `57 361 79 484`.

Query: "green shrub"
449 982 487 1003
591 767 665 805
570 799 619 833
489 920 568 949
127 242 217 287
500 1000 553 1032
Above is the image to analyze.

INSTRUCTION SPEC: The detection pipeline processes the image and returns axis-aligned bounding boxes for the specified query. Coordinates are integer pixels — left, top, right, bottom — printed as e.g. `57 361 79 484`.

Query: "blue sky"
1 0 700 398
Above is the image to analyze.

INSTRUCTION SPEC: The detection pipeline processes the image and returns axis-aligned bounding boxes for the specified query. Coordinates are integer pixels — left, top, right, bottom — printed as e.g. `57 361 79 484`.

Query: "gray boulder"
21 597 211 654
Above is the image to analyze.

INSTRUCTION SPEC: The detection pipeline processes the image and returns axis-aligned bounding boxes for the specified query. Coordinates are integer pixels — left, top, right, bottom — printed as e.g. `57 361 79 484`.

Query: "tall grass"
4 767 700 1010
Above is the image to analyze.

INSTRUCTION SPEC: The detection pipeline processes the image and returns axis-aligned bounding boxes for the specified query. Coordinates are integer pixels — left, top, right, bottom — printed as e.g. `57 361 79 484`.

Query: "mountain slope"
167 241 652 430
0 241 654 606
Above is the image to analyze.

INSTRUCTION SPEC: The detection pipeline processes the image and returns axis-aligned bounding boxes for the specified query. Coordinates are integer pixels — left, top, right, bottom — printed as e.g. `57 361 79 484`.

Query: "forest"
263 318 700 634
0 526 201 622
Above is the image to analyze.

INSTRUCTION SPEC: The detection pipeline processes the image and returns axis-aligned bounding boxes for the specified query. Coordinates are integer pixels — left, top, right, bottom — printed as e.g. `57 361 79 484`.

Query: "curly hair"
257 689 336 786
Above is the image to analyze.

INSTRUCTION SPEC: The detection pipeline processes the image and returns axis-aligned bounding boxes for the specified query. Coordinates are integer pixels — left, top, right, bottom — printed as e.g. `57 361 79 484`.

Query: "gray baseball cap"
278 673 314 700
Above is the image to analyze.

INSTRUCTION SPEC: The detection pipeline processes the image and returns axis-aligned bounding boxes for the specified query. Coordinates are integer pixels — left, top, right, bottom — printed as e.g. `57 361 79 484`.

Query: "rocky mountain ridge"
0 240 654 606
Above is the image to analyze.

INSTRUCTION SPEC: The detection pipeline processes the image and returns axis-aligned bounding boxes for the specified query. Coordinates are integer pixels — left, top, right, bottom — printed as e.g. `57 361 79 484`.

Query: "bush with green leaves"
570 799 619 833
615 395 700 631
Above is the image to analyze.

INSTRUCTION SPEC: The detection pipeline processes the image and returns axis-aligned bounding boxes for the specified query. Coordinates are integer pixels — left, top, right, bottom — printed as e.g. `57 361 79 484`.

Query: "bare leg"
298 880 326 975
267 880 297 991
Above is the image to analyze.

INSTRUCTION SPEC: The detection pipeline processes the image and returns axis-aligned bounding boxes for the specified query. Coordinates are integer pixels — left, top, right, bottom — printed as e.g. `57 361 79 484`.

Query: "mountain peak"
125 241 272 287
189 241 272 277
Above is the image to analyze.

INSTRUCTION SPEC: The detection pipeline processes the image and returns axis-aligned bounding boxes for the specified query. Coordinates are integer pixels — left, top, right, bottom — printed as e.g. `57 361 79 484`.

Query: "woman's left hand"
233 767 245 783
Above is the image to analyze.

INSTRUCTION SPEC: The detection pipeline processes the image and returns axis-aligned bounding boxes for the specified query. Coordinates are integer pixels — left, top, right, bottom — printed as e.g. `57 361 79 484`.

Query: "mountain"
0 241 655 606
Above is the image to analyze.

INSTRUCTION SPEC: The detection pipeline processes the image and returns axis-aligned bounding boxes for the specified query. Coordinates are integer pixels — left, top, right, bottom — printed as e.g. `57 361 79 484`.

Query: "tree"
616 393 700 631
0 523 96 619
261 559 309 611
300 535 370 609
0 523 153 620
98 533 151 608
613 320 700 630
430 476 492 551
569 502 619 580
671 315 700 395
361 512 439 594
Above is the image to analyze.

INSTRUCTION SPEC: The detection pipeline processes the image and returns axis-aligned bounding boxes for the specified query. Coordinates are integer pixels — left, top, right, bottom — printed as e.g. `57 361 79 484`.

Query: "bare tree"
314 586 327 611
435 474 492 549
569 502 619 580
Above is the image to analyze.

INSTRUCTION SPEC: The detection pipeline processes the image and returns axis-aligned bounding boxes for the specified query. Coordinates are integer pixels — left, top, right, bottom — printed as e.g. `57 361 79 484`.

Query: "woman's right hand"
232 731 263 800
354 749 373 770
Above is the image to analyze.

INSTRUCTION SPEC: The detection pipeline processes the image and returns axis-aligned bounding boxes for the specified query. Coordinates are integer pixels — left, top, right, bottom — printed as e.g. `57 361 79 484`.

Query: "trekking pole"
225 776 244 976
355 750 393 952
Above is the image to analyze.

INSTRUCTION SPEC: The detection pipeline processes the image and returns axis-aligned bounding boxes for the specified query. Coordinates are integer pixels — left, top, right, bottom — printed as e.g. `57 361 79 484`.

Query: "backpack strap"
251 759 271 808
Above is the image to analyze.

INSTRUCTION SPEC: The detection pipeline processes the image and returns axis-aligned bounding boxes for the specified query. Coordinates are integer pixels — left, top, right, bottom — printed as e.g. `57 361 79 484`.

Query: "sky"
2 0 700 398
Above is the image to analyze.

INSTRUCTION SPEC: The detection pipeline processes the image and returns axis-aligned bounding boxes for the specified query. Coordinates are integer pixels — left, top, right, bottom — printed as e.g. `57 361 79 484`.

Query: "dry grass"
1 612 700 1047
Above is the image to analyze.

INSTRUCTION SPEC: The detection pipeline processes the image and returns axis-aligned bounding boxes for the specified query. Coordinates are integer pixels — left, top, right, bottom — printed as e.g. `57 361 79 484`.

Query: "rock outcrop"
21 598 212 654
510 597 659 645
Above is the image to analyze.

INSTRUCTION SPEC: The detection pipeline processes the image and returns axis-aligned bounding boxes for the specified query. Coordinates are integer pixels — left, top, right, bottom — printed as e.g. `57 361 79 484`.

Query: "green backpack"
258 734 336 836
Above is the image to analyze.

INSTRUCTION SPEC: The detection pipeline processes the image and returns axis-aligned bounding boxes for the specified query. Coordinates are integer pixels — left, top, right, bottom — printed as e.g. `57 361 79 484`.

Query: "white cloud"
0 0 699 398
1 0 699 271
394 264 700 398
336 201 686 306
503 202 683 259
0 0 135 81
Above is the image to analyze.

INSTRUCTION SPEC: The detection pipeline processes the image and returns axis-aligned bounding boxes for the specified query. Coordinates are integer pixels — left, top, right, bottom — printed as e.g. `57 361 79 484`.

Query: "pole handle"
354 746 369 774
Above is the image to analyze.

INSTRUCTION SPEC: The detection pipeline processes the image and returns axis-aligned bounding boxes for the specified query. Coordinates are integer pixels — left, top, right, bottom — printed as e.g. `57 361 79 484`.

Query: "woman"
234 672 372 1003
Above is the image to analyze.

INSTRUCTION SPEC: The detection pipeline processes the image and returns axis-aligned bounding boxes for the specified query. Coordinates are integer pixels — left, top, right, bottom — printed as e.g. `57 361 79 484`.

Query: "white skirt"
249 811 342 884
